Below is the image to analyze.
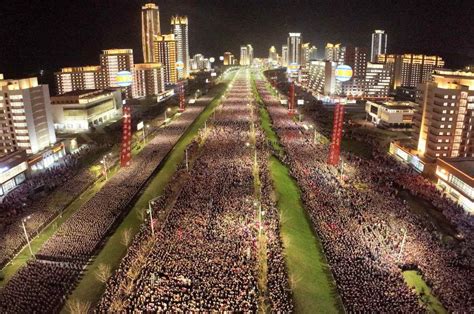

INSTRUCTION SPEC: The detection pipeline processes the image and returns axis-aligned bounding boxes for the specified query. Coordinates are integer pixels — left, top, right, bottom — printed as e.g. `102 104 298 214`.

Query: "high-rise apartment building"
343 46 368 78
239 44 253 66
142 3 161 63
371 30 387 62
282 45 289 67
269 46 278 63
378 53 445 89
100 49 135 98
171 15 190 80
301 43 311 66
287 33 302 66
240 46 249 66
223 52 235 66
0 76 56 155
308 45 318 61
364 62 393 98
154 34 178 84
54 66 104 94
306 60 337 95
414 70 474 160
133 63 165 98
325 43 341 62
341 47 367 97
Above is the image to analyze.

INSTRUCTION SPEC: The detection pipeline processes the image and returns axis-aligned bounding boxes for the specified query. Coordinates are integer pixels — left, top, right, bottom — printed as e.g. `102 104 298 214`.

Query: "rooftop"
439 157 474 178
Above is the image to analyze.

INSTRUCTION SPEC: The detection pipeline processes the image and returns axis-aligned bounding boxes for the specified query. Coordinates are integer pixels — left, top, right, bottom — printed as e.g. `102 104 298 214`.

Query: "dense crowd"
0 102 210 313
0 145 104 269
255 74 473 312
98 70 293 312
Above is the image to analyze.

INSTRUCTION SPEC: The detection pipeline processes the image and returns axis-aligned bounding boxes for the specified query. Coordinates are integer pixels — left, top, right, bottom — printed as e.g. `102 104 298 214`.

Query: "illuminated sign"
287 63 300 72
335 65 353 82
176 61 184 70
297 99 304 105
116 71 133 87
0 162 28 184
137 121 144 131
211 72 217 77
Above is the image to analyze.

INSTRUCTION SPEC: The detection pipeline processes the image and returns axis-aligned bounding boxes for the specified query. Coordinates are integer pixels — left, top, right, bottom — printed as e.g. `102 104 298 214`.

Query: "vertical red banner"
328 103 344 165
120 106 132 167
288 81 295 115
178 81 185 112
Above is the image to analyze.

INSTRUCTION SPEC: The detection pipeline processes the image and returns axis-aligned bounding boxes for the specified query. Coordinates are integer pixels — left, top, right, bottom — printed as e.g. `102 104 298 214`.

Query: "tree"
95 263 111 283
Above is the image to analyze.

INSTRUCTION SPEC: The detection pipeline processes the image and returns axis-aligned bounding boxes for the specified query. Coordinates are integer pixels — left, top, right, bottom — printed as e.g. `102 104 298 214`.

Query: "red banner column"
120 106 132 167
288 81 296 115
327 103 345 165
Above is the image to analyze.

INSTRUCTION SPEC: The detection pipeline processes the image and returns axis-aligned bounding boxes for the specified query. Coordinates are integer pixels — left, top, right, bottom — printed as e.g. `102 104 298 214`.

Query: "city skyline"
1 0 473 79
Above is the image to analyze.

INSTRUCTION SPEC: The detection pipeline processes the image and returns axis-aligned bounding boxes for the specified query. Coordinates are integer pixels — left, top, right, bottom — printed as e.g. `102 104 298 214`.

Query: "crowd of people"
0 102 210 313
98 70 293 312
256 75 473 312
0 144 104 269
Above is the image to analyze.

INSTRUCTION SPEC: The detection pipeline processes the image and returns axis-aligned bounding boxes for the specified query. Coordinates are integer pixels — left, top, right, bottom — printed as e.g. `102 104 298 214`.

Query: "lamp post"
398 228 407 262
148 200 155 236
101 153 112 181
164 107 171 121
142 124 150 144
185 147 189 172
21 216 34 258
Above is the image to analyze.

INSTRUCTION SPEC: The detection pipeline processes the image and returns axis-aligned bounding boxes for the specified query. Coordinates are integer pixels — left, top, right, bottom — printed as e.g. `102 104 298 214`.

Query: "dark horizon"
1 0 473 79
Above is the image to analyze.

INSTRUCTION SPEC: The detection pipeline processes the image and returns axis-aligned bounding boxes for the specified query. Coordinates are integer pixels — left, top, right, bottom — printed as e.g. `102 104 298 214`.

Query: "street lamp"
185 147 189 172
142 124 150 144
164 107 171 121
398 228 408 262
21 216 34 258
101 153 112 181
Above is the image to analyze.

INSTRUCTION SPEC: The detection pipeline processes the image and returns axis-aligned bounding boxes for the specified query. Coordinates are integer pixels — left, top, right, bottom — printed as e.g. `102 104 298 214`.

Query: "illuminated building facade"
0 76 56 155
171 15 190 79
378 53 445 89
364 62 393 98
414 70 474 160
223 52 234 66
142 3 161 63
435 157 473 213
308 45 318 61
240 44 253 66
306 60 337 95
281 45 289 67
133 63 165 97
54 66 104 95
371 29 387 62
100 49 134 98
154 34 177 84
325 43 341 62
365 100 415 127
287 33 302 67
268 46 278 63
51 89 122 131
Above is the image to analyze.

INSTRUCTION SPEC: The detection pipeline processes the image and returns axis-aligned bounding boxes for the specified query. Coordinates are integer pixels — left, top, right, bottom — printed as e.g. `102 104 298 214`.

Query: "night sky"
1 0 473 80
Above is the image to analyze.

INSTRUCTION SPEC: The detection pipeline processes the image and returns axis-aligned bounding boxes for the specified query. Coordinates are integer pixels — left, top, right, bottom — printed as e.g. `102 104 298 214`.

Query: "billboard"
116 71 133 87
335 65 353 82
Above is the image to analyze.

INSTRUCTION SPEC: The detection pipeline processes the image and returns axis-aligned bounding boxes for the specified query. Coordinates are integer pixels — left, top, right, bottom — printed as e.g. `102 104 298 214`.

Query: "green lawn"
402 270 446 313
64 74 235 311
269 156 342 313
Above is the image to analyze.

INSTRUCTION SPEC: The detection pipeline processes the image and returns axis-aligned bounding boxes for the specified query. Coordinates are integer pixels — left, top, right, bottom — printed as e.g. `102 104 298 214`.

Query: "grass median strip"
64 75 235 311
269 156 341 314
254 73 342 313
403 270 446 314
